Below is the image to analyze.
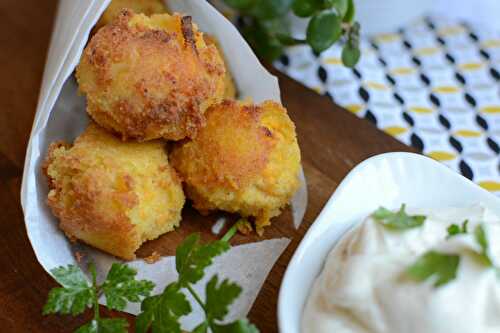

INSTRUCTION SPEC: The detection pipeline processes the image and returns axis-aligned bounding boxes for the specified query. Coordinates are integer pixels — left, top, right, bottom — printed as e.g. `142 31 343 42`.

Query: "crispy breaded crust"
77 10 226 141
171 100 301 233
95 0 168 32
203 34 237 99
44 123 185 260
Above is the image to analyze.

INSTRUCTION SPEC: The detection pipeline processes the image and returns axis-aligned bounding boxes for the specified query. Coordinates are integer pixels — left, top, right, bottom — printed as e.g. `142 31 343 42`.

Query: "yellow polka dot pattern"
275 15 500 194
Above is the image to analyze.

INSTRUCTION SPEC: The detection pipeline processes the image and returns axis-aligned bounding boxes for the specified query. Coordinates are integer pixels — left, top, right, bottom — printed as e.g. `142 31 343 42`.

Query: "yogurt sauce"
302 205 500 333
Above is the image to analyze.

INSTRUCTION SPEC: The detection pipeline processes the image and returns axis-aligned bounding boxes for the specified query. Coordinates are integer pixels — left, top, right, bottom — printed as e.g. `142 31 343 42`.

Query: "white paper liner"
20 0 307 326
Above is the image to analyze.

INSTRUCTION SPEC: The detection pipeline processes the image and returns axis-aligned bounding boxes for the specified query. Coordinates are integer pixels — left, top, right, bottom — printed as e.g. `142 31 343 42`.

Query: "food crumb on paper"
74 251 84 263
144 251 161 264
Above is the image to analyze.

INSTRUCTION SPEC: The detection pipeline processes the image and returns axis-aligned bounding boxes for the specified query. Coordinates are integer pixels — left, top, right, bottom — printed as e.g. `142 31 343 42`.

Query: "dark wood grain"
0 1 414 332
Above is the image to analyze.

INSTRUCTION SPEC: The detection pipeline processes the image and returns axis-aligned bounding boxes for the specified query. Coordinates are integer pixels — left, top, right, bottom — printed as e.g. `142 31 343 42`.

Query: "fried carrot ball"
171 100 301 233
43 123 185 260
95 0 168 31
77 10 226 141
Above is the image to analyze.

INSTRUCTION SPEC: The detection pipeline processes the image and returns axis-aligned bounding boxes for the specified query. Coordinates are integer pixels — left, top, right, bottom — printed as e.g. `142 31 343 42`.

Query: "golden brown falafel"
43 123 185 260
171 100 301 233
77 10 226 141
95 0 168 31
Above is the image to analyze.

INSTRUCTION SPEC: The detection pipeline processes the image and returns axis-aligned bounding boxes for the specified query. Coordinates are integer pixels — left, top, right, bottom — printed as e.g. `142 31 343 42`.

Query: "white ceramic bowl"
278 152 500 333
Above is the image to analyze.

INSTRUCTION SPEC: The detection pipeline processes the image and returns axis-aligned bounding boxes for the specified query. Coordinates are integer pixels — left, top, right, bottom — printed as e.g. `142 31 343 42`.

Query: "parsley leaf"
373 204 426 230
136 283 191 333
211 319 260 333
192 322 209 333
474 224 493 266
102 263 155 311
44 223 260 333
176 233 230 287
407 251 460 287
447 220 469 238
74 318 128 333
135 295 161 333
44 263 156 333
205 275 242 321
43 265 94 315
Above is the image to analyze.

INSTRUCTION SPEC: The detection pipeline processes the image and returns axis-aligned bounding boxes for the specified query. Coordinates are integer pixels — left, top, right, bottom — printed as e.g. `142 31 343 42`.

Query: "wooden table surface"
0 1 414 332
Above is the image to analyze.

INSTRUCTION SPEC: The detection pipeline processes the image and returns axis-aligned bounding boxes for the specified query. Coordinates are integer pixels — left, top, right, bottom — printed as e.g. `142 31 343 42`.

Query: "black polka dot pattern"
274 15 500 192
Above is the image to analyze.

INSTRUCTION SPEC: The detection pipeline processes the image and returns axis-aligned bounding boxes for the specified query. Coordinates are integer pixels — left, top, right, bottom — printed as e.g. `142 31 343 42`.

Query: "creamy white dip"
302 205 500 333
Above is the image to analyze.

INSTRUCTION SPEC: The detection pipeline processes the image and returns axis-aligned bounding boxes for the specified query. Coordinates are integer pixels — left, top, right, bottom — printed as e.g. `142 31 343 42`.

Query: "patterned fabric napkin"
275 15 500 194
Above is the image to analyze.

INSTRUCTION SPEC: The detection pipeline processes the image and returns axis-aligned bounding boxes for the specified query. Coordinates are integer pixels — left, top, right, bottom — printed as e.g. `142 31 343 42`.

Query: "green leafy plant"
137 229 258 333
372 204 426 230
43 223 258 333
224 0 361 67
43 263 154 332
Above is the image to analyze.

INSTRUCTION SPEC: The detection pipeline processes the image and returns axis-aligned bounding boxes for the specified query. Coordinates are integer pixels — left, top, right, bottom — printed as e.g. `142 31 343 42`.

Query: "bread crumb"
145 251 161 264
74 251 84 263
237 220 253 235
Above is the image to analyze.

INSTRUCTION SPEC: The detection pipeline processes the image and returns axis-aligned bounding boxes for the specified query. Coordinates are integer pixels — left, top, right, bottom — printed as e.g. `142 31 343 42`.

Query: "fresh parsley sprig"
225 0 361 67
447 222 493 266
138 225 259 333
372 204 426 230
408 222 497 288
43 262 154 332
44 222 259 333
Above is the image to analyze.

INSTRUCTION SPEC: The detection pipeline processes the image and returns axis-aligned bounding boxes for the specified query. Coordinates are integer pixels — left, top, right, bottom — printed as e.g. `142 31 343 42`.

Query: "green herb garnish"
474 224 493 266
136 283 191 333
138 229 258 333
409 222 498 287
225 0 361 67
447 220 469 238
44 223 259 332
407 251 460 287
43 263 153 332
373 204 426 230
